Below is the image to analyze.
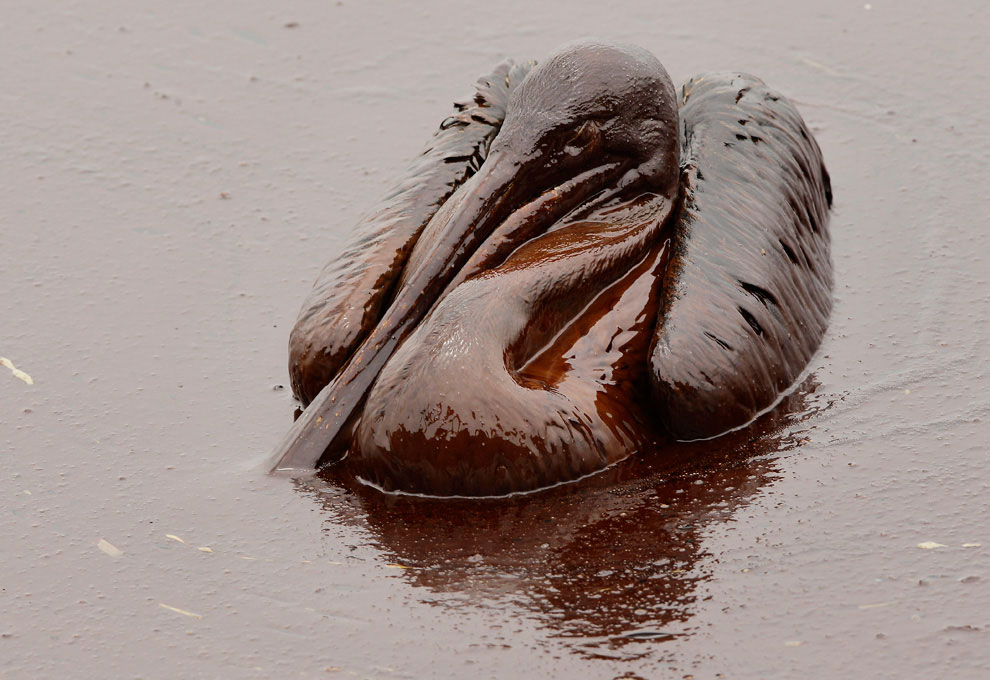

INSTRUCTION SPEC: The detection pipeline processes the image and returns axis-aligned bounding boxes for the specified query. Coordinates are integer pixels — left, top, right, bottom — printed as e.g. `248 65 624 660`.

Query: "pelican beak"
270 143 623 472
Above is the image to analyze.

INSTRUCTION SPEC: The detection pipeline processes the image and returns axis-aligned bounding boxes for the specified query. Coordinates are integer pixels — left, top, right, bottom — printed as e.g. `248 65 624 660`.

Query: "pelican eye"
564 120 600 156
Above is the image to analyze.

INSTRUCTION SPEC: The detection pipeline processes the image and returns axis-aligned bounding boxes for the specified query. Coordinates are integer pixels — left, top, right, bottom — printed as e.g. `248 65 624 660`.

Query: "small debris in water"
158 603 202 619
917 541 947 549
962 543 982 548
858 601 896 610
198 547 213 553
386 563 412 569
784 640 803 647
165 534 186 544
1 357 33 385
97 539 123 558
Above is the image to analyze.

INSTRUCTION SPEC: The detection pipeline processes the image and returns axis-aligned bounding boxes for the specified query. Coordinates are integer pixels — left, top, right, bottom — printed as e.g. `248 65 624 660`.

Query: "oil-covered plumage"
651 74 832 439
289 61 533 405
272 40 833 496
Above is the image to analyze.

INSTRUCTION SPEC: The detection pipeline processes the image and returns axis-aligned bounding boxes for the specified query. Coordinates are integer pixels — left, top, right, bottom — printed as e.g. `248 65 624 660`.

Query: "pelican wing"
288 60 534 404
652 73 832 439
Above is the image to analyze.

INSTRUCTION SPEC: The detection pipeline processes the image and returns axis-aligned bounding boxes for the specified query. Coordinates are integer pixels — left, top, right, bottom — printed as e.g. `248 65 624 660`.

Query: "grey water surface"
2 1 988 678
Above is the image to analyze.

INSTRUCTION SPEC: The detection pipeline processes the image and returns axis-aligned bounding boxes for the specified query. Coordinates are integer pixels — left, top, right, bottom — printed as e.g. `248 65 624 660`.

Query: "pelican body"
272 40 832 496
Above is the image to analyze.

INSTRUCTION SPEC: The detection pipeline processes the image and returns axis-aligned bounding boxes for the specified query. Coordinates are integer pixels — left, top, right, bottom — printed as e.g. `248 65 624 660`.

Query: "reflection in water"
297 377 824 660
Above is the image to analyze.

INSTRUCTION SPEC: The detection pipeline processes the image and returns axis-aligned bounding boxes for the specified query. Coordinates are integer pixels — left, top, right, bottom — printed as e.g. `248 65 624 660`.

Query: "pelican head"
493 40 681 194
395 40 682 324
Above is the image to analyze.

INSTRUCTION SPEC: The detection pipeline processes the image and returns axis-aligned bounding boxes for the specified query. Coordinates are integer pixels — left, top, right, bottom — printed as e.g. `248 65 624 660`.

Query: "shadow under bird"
270 39 832 496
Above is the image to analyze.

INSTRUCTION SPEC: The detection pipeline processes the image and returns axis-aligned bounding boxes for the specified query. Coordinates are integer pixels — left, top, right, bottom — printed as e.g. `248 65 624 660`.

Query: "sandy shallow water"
3 1 989 678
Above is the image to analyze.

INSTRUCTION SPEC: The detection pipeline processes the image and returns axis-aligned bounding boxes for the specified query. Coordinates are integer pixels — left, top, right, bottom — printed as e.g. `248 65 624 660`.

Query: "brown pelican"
271 40 832 497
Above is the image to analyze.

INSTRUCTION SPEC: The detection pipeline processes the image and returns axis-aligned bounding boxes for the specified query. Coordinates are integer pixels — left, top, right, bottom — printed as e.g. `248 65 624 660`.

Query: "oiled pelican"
272 40 832 496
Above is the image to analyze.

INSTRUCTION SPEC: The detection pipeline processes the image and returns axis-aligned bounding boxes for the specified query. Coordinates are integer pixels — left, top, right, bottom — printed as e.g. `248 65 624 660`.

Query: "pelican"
271 40 832 496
